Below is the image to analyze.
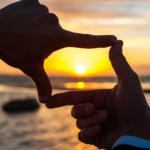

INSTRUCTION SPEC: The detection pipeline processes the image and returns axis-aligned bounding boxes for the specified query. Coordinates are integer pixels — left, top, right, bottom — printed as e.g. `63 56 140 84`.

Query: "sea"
0 75 150 150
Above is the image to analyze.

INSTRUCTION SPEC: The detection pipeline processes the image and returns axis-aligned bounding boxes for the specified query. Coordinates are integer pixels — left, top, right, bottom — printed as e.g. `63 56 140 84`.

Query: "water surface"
0 76 150 150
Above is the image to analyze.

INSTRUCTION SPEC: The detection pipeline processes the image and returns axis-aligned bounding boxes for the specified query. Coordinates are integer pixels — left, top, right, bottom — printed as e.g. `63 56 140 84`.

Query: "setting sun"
76 65 85 74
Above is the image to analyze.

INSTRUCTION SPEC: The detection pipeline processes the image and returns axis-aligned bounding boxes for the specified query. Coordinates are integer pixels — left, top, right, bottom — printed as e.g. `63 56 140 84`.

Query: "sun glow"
76 65 85 74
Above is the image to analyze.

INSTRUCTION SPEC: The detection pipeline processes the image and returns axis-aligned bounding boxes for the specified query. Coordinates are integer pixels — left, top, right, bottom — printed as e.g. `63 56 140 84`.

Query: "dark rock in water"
144 90 150 93
2 98 40 112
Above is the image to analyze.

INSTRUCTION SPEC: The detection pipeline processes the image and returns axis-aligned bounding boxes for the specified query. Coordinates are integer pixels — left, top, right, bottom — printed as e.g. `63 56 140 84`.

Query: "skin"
46 41 150 150
0 0 117 103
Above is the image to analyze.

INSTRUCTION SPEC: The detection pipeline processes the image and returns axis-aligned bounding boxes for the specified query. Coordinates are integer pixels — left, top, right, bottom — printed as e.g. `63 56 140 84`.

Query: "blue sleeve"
112 136 150 150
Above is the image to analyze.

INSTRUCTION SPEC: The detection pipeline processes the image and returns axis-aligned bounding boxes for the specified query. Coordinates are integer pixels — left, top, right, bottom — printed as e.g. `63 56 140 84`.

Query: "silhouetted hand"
0 0 117 103
46 41 150 150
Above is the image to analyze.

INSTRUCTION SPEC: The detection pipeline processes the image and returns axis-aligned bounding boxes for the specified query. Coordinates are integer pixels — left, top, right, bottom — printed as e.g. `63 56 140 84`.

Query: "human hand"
46 41 150 150
0 0 117 103
72 103 109 144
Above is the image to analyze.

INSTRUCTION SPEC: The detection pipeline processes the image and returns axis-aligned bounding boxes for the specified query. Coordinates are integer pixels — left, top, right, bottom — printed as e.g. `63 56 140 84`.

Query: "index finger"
46 90 96 108
63 30 117 48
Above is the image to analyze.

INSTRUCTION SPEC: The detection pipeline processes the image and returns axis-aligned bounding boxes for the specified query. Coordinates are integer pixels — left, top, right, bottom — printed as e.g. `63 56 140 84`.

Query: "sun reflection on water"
64 82 117 90
77 82 85 89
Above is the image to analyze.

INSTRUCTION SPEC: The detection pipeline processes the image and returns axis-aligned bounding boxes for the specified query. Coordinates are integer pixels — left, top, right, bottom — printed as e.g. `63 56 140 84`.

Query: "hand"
72 103 109 143
46 41 150 150
0 0 117 103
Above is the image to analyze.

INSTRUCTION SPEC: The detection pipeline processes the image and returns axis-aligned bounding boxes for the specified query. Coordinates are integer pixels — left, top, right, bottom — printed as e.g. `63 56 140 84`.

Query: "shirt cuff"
112 136 150 149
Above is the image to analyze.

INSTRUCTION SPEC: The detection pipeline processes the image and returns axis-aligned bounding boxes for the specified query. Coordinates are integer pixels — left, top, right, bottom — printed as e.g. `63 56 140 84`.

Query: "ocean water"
0 76 150 150
0 87 100 150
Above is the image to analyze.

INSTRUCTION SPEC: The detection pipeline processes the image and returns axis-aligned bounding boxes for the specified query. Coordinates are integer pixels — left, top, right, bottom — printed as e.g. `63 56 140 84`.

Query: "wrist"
128 113 150 141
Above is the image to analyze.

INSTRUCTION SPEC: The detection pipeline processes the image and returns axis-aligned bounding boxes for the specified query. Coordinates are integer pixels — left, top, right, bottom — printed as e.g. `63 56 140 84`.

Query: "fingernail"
39 95 48 103
85 106 91 115
111 36 117 43
94 125 101 131
99 111 106 119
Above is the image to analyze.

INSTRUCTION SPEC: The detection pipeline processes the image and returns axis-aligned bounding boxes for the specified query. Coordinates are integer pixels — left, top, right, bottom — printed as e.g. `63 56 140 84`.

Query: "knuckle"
39 4 49 12
131 72 139 79
49 13 59 23
78 131 87 143
71 106 76 118
72 105 78 117
78 129 91 144
78 132 83 142
76 120 82 129
130 72 140 82
73 104 78 111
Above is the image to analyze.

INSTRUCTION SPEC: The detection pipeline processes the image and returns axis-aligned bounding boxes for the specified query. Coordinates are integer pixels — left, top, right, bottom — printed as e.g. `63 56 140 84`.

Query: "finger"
77 110 108 129
71 103 96 119
22 64 52 103
63 30 117 48
78 125 103 144
46 90 95 108
46 89 110 108
109 40 138 81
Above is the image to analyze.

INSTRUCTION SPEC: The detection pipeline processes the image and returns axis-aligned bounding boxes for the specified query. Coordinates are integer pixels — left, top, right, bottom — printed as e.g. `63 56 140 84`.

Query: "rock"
144 90 150 93
2 98 40 112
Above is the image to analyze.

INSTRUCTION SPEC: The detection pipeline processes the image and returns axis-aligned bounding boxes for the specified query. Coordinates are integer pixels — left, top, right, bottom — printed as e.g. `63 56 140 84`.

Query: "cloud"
42 0 150 5
1 0 150 20
39 0 150 31
45 2 150 19
42 0 150 17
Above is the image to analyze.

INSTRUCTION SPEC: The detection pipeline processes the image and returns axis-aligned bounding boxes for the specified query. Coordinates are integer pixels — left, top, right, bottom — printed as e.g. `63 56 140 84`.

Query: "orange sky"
0 0 150 76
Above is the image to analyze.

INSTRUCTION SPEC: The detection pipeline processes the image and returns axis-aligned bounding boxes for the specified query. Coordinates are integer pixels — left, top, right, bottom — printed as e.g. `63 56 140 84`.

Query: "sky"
0 0 150 76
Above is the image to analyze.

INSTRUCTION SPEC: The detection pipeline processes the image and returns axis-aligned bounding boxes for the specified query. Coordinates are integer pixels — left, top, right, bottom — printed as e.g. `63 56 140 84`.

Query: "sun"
76 65 85 74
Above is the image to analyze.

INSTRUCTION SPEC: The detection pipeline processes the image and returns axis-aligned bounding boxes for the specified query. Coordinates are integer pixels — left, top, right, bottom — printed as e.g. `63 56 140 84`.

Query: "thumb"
109 40 137 81
22 64 52 103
